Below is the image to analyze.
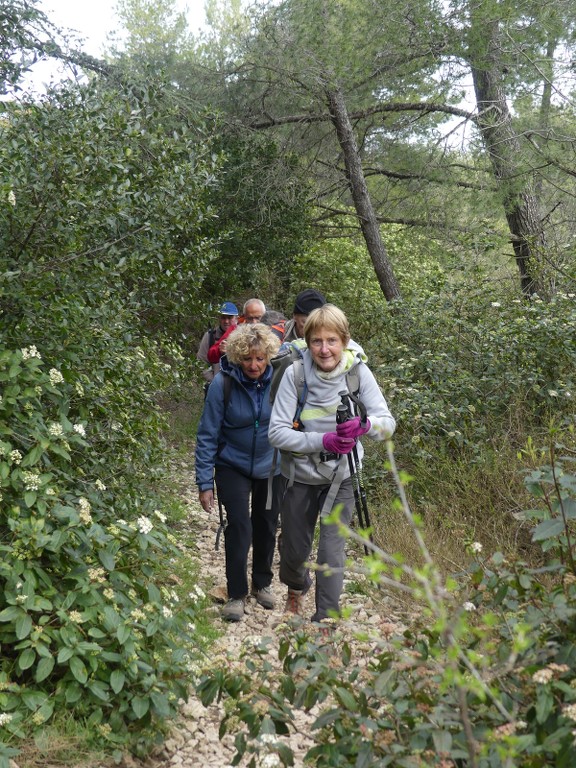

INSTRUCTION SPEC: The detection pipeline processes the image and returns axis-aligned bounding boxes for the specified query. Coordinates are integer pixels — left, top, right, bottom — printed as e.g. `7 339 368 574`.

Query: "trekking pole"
337 391 372 554
214 491 227 551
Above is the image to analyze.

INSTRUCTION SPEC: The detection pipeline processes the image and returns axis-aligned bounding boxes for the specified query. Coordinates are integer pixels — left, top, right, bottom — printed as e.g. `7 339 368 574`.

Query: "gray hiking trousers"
278 476 354 622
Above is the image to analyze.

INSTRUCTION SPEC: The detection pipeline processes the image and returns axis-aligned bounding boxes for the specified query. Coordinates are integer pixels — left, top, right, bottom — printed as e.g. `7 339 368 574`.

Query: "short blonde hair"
226 323 281 364
304 304 350 347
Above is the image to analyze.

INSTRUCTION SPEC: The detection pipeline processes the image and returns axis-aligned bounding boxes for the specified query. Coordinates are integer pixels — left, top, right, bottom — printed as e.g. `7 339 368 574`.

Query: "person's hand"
322 431 356 455
336 416 371 439
199 489 214 513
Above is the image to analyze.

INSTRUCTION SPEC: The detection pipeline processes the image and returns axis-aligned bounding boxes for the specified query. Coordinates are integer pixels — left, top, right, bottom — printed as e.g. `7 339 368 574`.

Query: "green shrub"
369 291 576 460
0 345 203 758
197 439 576 767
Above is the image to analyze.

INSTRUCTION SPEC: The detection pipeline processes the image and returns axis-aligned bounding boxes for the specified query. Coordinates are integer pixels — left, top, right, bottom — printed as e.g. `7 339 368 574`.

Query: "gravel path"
147 457 409 768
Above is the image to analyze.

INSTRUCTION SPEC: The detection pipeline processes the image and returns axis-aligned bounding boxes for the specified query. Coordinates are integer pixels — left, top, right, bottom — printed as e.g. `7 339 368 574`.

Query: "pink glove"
336 416 371 439
322 432 356 455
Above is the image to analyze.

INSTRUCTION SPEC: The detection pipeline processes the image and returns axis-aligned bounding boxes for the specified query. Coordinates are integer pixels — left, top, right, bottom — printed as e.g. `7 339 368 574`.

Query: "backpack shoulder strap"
345 368 360 398
222 374 232 411
269 346 300 404
291 358 308 431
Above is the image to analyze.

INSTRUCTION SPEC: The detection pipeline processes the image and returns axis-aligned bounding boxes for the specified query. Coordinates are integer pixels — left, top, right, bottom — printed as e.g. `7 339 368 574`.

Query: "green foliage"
288 223 450 325
0 74 221 757
0 0 50 94
197 441 576 767
1 76 220 341
0 346 204 756
197 129 313 304
372 290 576 459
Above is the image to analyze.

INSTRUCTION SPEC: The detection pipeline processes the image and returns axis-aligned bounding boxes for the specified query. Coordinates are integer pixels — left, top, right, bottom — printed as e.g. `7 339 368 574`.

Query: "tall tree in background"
463 0 576 296
189 0 576 298
107 0 190 68
22 0 576 299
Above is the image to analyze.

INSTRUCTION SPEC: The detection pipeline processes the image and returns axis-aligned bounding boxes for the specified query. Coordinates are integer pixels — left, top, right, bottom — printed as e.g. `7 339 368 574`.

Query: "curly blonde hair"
225 323 281 364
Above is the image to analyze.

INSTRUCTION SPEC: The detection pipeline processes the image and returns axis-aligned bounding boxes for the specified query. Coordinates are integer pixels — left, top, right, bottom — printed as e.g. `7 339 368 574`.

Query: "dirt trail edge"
146 455 410 768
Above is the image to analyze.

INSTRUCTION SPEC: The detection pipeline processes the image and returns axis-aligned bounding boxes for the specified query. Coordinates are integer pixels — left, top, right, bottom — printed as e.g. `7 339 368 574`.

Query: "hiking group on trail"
194 290 396 624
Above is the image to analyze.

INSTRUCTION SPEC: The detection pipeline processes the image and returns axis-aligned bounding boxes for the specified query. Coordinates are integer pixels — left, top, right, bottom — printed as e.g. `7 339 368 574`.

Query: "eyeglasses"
309 337 341 349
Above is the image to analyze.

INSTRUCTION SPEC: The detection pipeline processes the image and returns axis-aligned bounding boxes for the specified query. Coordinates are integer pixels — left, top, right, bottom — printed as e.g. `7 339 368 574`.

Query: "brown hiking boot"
284 588 305 616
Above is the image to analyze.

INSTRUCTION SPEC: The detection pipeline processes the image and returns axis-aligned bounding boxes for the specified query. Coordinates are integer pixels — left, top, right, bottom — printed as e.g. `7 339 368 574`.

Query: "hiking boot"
284 588 305 616
251 585 276 610
221 598 245 622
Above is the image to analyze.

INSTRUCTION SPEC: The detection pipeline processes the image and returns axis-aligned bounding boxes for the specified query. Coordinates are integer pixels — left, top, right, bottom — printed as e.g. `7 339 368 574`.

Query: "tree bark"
327 86 401 302
468 17 546 297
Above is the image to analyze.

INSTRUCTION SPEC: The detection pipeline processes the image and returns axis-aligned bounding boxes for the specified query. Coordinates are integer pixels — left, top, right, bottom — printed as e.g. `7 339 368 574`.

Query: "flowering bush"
0 347 201 757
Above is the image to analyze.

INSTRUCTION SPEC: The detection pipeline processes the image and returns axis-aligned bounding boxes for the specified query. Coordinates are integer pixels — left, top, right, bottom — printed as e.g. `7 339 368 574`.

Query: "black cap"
293 289 326 315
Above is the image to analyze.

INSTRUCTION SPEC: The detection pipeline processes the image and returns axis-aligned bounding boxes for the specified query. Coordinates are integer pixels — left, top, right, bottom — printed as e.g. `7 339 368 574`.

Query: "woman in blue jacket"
195 323 281 622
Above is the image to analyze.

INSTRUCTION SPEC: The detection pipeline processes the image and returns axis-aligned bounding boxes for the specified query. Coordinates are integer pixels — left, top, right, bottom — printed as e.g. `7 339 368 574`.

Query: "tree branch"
249 101 476 130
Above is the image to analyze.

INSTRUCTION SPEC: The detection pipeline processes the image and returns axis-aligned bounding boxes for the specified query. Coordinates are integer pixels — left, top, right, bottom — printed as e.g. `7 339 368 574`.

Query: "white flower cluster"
533 668 554 685
49 368 64 385
88 566 106 584
154 509 167 523
563 703 576 722
79 497 93 525
22 471 40 491
21 345 41 360
136 516 153 535
7 190 16 206
470 542 483 554
48 422 64 437
463 602 476 612
95 479 106 491
73 423 86 437
0 712 13 726
9 450 22 465
189 584 206 602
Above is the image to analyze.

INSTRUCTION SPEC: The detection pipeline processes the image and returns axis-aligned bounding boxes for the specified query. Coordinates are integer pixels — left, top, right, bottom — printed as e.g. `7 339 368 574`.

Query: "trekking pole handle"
337 390 352 424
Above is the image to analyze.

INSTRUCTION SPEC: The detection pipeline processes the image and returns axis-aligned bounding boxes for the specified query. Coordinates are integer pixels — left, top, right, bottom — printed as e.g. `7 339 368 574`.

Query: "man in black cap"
282 288 326 343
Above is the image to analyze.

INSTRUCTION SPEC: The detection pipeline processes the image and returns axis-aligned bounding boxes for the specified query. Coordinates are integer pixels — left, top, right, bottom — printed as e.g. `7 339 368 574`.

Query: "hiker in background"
195 323 282 622
282 288 326 343
196 301 239 386
268 304 396 624
206 299 267 367
242 298 266 324
262 309 287 340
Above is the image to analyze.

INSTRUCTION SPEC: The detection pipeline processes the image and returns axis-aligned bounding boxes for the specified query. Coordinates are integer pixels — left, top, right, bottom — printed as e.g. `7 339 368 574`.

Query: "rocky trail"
146 456 410 768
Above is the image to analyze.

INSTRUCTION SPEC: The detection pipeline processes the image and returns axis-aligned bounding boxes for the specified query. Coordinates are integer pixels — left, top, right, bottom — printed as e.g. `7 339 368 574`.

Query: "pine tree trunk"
469 17 546 297
327 87 401 302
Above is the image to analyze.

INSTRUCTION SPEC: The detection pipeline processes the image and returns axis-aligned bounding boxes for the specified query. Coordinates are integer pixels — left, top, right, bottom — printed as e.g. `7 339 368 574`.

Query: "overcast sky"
23 0 206 92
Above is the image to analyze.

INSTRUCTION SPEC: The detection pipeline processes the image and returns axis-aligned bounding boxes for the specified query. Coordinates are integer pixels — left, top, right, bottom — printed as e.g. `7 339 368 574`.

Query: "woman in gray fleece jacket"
268 304 396 623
